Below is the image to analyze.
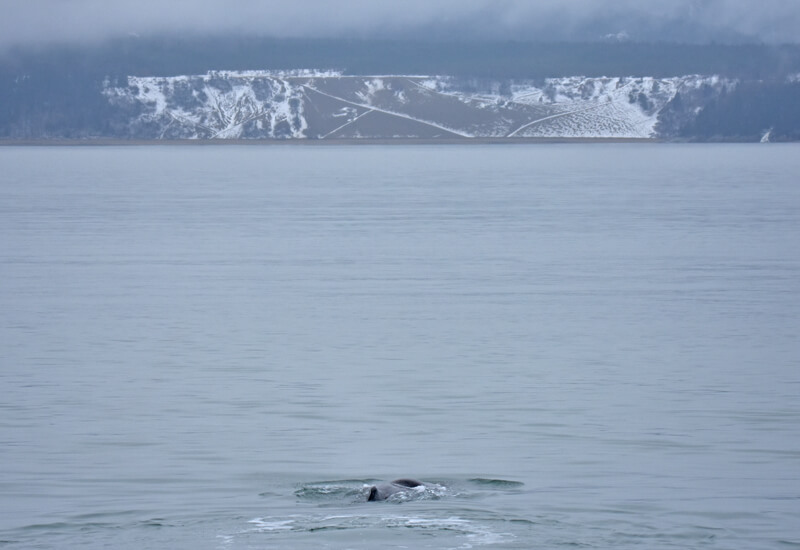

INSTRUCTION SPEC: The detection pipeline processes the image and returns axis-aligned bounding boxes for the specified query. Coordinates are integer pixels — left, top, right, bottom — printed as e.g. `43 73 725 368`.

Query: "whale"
367 478 426 501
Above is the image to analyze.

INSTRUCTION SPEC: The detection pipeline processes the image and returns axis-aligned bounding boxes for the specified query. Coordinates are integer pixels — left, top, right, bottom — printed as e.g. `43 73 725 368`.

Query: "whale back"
391 478 423 488
367 478 425 501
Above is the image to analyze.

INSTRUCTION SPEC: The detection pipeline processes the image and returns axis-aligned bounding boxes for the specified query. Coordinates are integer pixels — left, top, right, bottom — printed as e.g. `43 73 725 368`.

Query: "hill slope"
104 71 734 140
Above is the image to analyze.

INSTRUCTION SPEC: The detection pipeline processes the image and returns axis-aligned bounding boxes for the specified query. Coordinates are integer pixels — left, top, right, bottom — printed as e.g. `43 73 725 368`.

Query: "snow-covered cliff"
104 71 735 140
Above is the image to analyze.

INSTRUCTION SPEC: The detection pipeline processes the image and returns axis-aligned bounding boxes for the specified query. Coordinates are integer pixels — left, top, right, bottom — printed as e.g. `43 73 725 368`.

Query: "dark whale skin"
367 479 425 501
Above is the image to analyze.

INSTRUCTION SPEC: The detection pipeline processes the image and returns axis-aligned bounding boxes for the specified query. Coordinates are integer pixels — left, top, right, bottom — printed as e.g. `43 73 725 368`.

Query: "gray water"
1 144 799 549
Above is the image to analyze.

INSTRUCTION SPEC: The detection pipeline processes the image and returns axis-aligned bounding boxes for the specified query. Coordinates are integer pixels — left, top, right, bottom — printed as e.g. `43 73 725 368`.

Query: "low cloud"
2 0 799 48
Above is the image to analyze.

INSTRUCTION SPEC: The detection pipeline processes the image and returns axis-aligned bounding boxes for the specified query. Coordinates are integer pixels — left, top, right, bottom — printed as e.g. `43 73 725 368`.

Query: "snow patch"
106 72 308 139
104 71 735 140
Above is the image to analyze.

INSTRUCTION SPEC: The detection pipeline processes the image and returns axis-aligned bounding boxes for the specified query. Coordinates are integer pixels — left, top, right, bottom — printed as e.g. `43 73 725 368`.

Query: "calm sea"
1 144 799 549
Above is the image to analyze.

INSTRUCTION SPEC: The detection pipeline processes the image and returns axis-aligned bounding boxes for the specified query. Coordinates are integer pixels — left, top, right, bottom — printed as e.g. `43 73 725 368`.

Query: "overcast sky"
2 0 799 49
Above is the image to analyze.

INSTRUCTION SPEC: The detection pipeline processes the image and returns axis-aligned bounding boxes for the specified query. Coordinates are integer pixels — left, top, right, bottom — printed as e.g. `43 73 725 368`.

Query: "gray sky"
2 0 799 48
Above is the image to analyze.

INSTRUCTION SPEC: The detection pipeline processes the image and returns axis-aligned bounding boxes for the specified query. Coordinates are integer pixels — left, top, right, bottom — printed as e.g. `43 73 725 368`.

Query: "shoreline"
0 137 662 146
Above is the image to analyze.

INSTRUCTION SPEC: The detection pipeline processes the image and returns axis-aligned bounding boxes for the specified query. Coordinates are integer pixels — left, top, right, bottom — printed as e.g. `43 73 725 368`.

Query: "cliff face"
103 71 735 140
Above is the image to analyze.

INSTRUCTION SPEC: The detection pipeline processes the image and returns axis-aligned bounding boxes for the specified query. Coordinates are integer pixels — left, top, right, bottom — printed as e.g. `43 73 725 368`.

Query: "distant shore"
0 137 662 147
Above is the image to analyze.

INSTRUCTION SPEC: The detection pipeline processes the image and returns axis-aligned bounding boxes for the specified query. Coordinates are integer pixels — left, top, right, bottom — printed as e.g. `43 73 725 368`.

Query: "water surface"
1 144 799 549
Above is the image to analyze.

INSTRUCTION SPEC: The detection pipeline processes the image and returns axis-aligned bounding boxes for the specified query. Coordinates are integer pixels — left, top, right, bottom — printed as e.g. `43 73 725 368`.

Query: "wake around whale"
294 478 521 503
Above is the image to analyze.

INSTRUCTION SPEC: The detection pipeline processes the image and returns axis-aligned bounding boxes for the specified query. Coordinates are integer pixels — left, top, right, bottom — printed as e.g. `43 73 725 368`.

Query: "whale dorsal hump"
392 478 423 488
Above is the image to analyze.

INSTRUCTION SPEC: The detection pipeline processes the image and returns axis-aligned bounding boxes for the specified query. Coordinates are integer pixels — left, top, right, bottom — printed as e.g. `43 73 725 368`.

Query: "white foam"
232 513 513 548
247 517 296 531
386 515 513 547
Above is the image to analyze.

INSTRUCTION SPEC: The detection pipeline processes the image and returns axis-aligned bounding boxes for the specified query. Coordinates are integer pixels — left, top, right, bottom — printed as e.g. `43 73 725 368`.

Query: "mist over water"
3 0 800 46
1 144 799 549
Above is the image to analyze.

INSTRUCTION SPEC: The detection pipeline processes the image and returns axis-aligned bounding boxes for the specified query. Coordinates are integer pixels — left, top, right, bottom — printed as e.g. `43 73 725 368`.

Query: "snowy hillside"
104 71 735 140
